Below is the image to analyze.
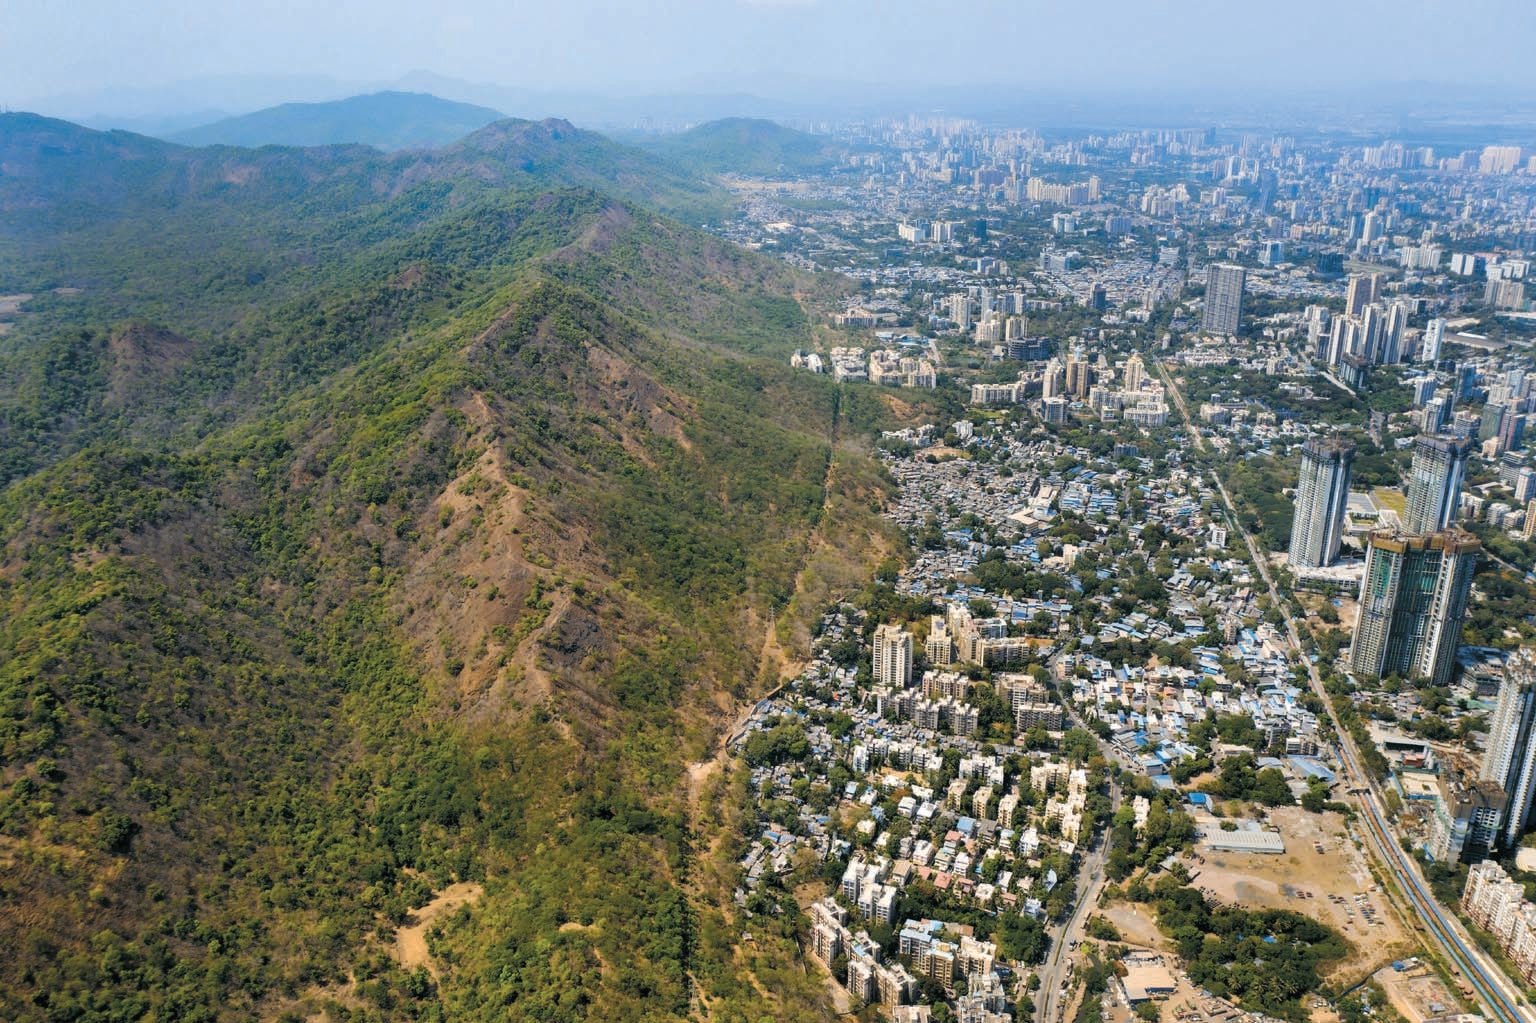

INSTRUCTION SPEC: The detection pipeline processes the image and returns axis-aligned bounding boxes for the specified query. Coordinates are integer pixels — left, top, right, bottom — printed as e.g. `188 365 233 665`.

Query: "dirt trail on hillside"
393 881 483 976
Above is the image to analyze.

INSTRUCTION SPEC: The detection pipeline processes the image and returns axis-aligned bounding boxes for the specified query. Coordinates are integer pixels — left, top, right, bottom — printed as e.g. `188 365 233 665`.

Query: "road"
1482 544 1536 583
1036 697 1125 1023
1323 370 1359 398
1158 359 1535 1023
1037 828 1111 1023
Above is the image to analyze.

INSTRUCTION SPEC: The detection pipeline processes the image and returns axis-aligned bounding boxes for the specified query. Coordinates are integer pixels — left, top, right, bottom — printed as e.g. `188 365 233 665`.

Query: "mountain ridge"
0 111 722 225
168 90 506 150
0 106 897 1023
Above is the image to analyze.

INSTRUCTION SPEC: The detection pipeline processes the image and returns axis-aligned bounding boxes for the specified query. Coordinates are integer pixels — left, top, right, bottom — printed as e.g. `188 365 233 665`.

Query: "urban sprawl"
712 118 1536 1023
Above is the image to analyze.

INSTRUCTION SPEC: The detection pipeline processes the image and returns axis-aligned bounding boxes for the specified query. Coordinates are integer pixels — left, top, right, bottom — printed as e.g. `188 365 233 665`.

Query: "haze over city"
8 0 1536 130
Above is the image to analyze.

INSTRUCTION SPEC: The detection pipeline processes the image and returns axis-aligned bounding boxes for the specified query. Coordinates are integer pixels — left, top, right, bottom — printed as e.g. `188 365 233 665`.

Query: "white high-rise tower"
1288 435 1356 569
1482 649 1536 848
872 624 913 689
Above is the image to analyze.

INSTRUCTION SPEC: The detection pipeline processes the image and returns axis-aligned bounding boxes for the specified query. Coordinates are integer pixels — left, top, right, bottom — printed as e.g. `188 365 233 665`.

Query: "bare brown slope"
103 323 196 410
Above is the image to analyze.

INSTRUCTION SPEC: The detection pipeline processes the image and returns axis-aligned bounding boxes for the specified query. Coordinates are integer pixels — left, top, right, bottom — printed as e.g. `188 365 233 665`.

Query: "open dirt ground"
393 881 483 977
1373 962 1463 1023
1188 809 1415 983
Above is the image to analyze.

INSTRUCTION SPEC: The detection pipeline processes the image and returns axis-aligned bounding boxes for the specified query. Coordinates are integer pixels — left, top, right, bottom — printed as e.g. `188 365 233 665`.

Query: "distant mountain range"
167 90 506 149
21 69 1536 144
0 111 723 238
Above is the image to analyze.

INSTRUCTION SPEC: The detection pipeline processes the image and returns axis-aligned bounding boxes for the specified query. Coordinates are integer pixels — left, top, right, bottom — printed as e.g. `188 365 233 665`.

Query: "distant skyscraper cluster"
1315 273 1414 380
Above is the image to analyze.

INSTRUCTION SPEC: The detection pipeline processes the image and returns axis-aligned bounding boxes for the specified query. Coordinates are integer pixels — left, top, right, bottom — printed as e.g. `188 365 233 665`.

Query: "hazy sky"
6 0 1536 115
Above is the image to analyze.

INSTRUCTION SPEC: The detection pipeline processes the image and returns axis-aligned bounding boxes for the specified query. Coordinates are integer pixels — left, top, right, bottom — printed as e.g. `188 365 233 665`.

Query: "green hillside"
0 113 724 274
644 117 843 177
169 91 505 150
0 114 894 1023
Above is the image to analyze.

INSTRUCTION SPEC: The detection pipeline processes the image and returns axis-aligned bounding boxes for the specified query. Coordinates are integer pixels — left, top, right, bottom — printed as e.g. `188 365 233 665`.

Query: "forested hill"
168 91 505 150
0 113 723 242
0 113 895 1022
643 116 844 176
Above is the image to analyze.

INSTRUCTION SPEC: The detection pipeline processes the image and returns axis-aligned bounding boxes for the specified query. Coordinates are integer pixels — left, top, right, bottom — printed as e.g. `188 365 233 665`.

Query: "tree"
1086 916 1121 941
995 912 1051 964
1062 728 1099 763
1251 768 1295 807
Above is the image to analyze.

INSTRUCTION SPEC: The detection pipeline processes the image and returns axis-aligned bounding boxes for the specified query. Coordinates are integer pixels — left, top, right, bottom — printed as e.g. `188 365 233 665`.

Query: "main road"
1037 692 1125 1023
1157 358 1535 1023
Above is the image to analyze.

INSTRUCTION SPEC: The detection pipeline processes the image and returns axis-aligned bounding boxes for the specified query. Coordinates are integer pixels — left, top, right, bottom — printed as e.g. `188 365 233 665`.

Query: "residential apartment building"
873 624 913 689
1482 649 1536 848
1202 263 1246 335
1350 529 1479 687
1288 435 1355 569
1403 435 1473 534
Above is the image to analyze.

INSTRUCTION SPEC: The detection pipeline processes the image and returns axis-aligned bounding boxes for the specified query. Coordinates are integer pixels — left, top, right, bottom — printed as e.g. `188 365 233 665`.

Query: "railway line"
1158 358 1535 1023
1343 736 1531 1023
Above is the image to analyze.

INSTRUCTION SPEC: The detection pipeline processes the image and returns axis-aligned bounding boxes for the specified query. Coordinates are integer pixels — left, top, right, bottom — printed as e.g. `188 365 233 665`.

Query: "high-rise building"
1065 352 1093 398
1360 211 1386 246
1041 358 1066 399
1458 363 1479 400
946 294 972 330
1517 469 1536 505
1403 435 1473 534
1480 146 1524 175
1382 302 1407 364
1422 318 1446 363
925 615 954 667
1481 403 1508 443
1345 273 1381 317
1349 529 1480 688
1451 410 1481 439
1123 353 1147 393
1500 414 1527 455
1361 304 1385 363
1202 263 1246 335
1288 435 1356 569
873 624 913 689
1305 306 1331 360
1326 316 1356 367
1482 649 1536 848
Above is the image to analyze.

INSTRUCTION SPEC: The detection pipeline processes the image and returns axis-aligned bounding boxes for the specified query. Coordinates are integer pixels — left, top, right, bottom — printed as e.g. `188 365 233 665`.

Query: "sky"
5 0 1536 120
